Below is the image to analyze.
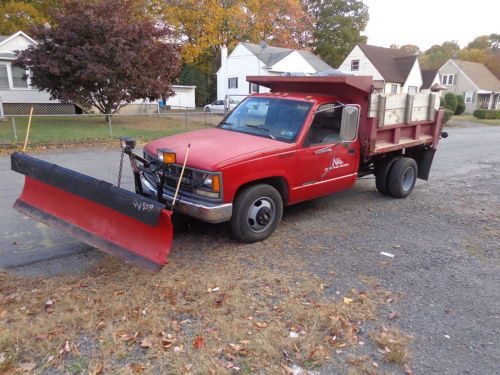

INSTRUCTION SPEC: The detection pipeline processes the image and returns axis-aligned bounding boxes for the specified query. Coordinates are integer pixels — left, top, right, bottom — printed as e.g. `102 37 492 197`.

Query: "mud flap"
11 152 172 271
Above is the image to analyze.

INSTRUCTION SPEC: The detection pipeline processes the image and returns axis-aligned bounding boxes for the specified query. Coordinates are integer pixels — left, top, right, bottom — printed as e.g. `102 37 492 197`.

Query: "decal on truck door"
322 157 350 177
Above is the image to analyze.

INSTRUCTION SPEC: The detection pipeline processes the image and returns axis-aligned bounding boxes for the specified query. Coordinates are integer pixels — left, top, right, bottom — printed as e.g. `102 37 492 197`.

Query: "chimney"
220 45 228 68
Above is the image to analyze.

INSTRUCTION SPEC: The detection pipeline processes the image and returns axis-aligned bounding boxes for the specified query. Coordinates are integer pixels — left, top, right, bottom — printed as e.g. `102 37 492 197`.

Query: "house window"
249 82 259 94
0 65 8 88
391 84 398 94
351 59 359 71
11 65 29 88
228 77 238 89
441 74 454 85
464 91 474 103
407 86 417 94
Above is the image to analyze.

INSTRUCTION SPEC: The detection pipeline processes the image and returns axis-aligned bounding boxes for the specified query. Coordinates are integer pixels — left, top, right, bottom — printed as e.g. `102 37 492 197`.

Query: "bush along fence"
473 109 500 119
0 111 223 149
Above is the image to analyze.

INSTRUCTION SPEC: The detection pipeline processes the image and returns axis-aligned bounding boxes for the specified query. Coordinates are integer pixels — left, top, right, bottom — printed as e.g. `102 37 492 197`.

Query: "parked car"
204 99 238 112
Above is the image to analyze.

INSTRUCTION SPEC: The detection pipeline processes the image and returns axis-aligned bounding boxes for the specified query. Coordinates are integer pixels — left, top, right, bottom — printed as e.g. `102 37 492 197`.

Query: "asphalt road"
1 123 499 374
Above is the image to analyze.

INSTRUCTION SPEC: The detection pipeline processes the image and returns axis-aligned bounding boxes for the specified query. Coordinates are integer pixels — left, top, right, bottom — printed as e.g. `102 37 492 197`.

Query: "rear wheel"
387 157 418 198
375 157 399 195
230 184 283 243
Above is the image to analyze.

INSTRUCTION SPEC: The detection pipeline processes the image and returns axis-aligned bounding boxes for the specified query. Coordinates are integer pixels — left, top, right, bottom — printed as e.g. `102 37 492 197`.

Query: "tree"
0 1 45 34
400 44 421 55
179 64 211 106
467 35 491 50
16 0 181 118
304 0 369 68
419 41 460 69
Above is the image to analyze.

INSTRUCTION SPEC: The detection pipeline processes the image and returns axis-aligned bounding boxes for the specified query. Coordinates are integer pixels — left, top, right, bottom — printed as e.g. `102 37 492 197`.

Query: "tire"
387 157 418 198
230 184 283 243
375 157 399 195
204 107 211 112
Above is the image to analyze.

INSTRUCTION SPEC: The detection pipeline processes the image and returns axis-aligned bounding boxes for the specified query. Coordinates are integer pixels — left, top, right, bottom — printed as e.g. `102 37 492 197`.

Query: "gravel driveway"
1 123 499 374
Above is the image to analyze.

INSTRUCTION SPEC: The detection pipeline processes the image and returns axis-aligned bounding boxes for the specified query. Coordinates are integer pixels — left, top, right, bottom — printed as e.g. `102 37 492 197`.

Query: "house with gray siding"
438 59 500 113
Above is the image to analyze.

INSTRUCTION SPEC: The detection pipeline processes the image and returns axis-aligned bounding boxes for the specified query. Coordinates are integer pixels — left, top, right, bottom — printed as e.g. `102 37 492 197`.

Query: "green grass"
451 114 500 126
0 113 221 148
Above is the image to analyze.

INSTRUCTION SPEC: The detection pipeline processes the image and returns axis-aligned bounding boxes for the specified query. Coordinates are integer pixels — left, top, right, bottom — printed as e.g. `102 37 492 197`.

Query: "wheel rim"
247 197 276 233
402 167 415 192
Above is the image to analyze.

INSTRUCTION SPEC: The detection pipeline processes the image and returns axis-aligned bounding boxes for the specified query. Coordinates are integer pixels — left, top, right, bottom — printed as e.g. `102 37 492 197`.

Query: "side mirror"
340 105 360 142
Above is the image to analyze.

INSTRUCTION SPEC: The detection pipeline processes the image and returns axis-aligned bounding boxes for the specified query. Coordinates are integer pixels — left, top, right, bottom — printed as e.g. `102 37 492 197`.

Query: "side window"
0 64 9 88
307 103 342 146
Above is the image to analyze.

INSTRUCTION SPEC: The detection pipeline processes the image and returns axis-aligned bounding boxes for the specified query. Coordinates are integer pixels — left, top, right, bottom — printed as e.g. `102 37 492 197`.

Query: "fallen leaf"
161 338 174 349
173 346 183 353
140 337 153 348
343 297 353 304
388 311 400 320
17 361 37 372
129 363 148 374
193 336 204 349
254 321 268 329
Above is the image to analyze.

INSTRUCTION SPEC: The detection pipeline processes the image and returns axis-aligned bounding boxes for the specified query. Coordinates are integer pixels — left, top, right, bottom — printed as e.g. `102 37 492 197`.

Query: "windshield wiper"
219 121 233 128
244 124 276 140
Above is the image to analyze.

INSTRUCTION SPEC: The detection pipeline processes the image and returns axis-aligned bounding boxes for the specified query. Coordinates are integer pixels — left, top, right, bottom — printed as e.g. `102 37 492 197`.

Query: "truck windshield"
218 97 312 143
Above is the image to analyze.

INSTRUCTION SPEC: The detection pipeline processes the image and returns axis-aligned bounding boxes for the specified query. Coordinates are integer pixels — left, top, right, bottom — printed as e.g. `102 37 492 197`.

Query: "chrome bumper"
140 175 232 224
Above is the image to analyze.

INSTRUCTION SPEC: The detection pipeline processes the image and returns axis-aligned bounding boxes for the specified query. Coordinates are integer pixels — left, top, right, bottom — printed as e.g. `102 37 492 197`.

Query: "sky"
362 0 499 51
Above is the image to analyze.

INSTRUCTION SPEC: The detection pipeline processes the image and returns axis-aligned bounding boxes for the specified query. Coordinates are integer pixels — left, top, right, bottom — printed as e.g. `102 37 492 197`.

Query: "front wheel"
230 184 283 243
387 157 418 198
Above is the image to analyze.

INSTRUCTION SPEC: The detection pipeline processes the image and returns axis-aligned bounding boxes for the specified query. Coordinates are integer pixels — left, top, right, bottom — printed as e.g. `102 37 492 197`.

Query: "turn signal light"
157 148 176 164
212 175 220 192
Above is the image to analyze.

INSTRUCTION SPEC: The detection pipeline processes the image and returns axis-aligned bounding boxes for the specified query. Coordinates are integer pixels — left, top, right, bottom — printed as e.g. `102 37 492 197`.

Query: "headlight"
157 148 176 164
193 174 221 198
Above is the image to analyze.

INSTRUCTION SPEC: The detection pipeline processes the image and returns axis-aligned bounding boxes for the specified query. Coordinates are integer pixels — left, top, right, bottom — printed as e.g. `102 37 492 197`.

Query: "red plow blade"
11 152 173 271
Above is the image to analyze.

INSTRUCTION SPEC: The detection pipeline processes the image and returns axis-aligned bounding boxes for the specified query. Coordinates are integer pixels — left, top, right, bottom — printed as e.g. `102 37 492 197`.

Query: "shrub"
473 109 500 119
440 96 445 107
442 109 454 124
455 95 465 115
444 93 457 113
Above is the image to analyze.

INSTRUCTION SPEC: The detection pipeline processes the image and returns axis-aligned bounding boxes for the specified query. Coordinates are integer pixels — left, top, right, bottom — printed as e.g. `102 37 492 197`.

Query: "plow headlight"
120 137 136 150
157 148 176 164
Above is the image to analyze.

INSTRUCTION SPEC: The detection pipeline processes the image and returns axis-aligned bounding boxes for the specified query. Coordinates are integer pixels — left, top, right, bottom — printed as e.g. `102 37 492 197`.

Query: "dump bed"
247 75 444 161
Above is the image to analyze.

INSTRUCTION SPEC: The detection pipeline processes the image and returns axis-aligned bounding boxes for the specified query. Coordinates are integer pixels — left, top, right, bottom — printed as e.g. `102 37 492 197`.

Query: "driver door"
295 104 359 201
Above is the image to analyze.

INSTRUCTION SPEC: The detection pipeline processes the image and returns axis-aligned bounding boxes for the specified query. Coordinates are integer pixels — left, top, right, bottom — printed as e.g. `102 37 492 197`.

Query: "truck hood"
144 128 291 170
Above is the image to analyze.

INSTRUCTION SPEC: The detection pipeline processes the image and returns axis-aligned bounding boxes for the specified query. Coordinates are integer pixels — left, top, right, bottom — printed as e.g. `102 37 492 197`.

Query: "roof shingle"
452 59 500 92
357 44 418 84
241 42 332 72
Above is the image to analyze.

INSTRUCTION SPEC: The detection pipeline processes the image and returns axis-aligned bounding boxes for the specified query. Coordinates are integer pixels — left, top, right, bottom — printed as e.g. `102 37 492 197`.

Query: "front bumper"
140 174 232 224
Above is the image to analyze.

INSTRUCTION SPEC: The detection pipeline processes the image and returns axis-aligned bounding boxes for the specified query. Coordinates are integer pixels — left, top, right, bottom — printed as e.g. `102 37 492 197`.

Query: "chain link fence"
0 110 224 149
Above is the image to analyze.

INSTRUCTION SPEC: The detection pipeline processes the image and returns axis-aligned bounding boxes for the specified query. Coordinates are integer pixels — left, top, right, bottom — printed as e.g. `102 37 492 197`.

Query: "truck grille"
143 151 195 194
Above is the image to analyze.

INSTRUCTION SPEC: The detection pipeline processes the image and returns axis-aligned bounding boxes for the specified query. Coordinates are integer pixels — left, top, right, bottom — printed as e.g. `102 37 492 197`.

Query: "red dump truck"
11 75 447 270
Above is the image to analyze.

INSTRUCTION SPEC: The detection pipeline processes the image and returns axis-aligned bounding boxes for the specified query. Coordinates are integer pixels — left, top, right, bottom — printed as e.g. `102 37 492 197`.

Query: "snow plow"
11 151 174 271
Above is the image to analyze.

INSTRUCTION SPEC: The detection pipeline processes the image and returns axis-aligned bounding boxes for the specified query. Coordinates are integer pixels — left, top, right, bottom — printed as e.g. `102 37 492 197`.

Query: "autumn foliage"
15 0 181 116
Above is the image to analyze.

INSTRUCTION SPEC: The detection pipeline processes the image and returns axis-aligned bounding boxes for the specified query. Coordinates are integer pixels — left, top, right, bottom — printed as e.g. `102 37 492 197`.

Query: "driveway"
1 124 499 374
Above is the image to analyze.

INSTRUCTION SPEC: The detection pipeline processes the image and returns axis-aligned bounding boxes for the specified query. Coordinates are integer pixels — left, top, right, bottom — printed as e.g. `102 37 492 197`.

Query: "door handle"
314 147 332 155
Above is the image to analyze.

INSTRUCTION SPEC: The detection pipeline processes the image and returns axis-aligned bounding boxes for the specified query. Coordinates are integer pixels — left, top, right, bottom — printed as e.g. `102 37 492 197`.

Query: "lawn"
451 114 500 126
0 113 222 149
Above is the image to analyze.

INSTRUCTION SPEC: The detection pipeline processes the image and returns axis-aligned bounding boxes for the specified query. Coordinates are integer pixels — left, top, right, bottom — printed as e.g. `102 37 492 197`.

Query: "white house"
420 69 441 94
0 31 73 115
216 42 332 101
338 44 423 94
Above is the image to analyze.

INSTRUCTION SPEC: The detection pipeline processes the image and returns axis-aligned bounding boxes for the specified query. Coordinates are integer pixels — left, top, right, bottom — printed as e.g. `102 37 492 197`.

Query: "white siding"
216 44 270 101
269 51 316 74
0 33 61 105
338 45 384 80
384 82 401 94
402 59 423 93
0 33 34 54
420 73 441 94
